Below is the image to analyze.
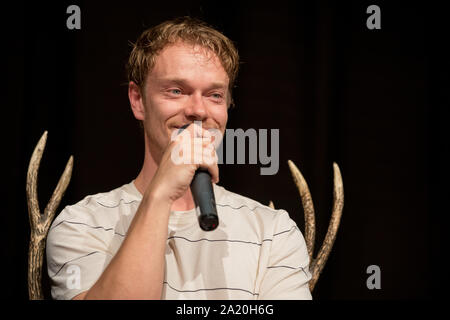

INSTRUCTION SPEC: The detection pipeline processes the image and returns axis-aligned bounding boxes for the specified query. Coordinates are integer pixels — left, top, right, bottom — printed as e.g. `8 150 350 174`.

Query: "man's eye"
211 93 223 99
170 89 182 95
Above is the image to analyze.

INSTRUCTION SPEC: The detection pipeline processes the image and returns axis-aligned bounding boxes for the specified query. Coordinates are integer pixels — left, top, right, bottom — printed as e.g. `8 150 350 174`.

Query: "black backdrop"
4 0 447 300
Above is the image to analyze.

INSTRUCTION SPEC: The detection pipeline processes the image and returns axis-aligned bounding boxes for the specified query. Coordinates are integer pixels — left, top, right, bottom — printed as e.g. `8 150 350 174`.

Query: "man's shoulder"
52 181 140 226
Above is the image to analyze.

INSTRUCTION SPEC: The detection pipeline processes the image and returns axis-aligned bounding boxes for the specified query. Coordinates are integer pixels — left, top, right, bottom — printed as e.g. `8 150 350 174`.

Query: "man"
46 17 312 300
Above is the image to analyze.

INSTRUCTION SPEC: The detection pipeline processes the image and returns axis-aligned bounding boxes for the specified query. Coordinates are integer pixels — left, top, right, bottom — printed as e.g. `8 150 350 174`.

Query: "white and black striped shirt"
46 181 312 300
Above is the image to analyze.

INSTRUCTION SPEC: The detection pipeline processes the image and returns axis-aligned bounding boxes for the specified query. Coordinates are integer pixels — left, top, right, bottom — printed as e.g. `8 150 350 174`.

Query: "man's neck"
133 139 196 212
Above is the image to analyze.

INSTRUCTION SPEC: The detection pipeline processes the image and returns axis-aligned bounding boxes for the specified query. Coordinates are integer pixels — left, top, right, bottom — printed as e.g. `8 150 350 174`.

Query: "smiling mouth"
171 124 191 137
173 123 219 133
173 124 190 131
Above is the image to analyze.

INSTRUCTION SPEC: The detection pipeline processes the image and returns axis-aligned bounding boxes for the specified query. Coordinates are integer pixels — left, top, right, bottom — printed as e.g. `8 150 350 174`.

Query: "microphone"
178 124 219 231
191 169 219 231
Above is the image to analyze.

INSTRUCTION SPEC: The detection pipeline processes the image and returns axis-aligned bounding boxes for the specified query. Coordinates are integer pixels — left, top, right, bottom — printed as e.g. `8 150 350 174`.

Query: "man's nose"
184 93 207 120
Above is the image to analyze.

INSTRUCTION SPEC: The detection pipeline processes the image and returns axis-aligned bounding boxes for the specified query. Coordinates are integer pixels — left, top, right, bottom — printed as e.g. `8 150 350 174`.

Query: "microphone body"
191 169 219 231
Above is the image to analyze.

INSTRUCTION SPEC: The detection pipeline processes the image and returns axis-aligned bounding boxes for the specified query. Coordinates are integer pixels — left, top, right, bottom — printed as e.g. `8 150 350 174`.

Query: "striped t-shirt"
46 181 312 300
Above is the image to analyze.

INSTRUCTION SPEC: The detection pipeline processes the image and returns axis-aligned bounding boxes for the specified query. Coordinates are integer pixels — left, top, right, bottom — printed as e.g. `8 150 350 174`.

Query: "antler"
270 161 344 292
26 131 73 300
288 160 344 292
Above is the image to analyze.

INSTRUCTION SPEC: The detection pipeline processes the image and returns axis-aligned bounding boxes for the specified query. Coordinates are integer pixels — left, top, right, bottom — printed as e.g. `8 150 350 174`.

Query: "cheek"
212 106 228 128
221 112 228 128
145 97 180 123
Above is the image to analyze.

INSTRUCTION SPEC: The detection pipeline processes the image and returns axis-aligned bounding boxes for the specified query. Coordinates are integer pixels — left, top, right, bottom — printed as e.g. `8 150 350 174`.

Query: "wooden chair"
26 131 343 299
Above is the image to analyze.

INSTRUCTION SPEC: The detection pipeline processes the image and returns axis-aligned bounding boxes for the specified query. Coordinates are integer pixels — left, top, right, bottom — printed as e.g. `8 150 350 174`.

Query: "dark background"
3 0 447 300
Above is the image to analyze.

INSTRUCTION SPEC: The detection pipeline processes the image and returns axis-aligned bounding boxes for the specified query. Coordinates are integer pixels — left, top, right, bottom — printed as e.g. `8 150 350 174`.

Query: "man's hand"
145 123 219 204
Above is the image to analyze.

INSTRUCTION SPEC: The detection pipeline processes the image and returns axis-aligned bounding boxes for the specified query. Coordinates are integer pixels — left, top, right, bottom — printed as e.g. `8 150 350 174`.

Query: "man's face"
137 42 229 162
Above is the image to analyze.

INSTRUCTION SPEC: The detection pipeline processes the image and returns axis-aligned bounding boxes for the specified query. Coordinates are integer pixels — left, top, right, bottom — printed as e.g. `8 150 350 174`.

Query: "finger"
193 148 218 173
203 144 217 161
190 122 203 138
178 135 215 165
179 134 209 148
202 127 212 139
189 138 213 156
190 123 214 139
197 162 219 184
191 140 206 164
200 150 217 166
193 142 217 160
181 124 214 147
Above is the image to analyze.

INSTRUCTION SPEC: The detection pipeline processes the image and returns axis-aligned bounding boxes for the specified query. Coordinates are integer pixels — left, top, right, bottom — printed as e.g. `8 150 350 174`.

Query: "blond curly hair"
126 17 240 106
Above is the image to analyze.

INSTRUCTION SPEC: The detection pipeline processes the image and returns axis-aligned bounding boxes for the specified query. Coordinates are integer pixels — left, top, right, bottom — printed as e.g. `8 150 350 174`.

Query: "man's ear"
128 81 145 121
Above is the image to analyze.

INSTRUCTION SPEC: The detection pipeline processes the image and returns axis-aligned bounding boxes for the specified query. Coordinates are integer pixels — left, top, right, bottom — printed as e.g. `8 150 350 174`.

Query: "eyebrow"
158 77 228 90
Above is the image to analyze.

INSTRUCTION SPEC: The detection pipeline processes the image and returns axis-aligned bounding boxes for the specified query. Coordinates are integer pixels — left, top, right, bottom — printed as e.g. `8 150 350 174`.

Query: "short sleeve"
258 210 312 300
46 205 113 300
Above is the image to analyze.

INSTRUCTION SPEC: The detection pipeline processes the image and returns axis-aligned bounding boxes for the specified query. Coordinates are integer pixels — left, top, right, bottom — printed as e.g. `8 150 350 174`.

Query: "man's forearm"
83 192 171 299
